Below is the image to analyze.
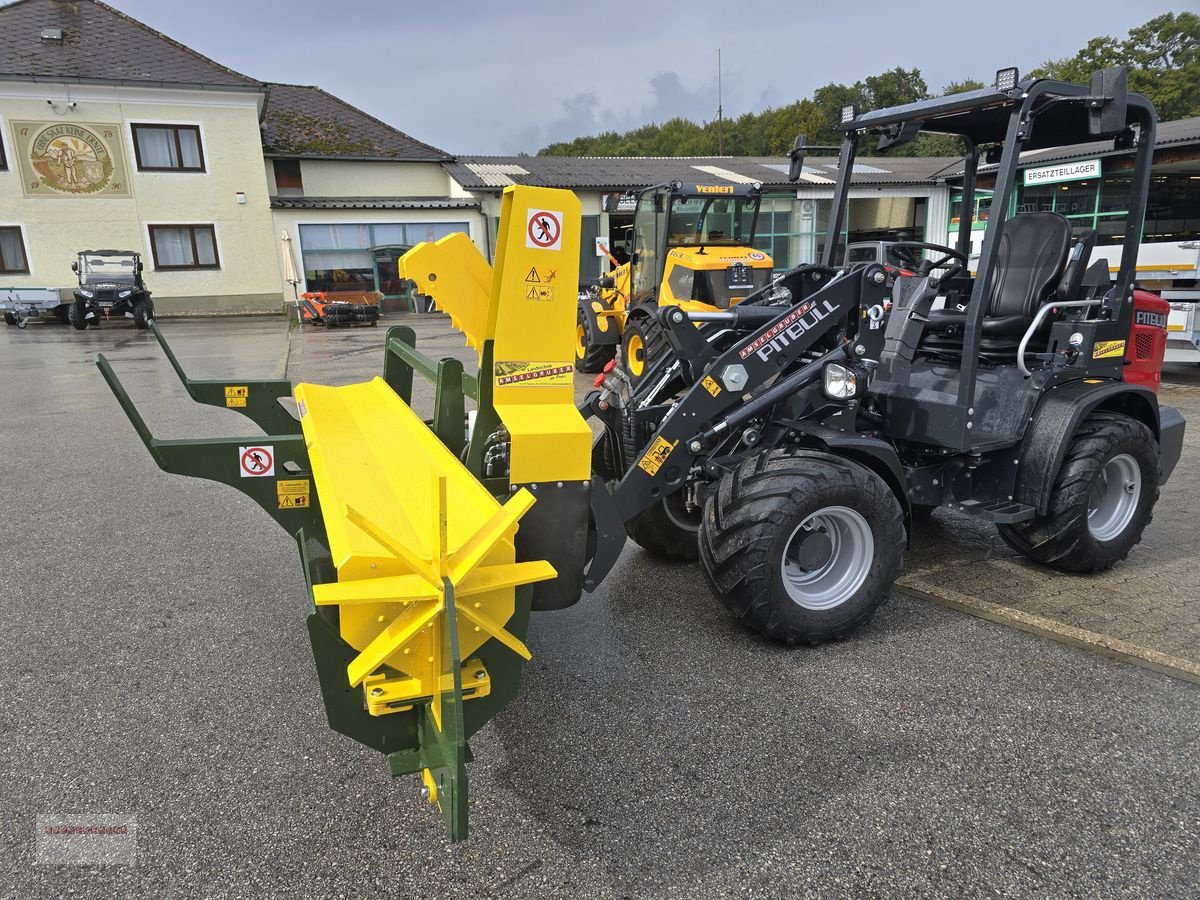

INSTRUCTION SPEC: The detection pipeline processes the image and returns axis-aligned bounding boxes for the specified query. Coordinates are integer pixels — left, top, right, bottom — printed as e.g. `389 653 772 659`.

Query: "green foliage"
537 14 1199 158
1030 12 1199 120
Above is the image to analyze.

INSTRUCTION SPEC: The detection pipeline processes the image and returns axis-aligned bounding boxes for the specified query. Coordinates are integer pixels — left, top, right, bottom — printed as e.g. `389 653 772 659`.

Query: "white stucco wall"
0 82 283 313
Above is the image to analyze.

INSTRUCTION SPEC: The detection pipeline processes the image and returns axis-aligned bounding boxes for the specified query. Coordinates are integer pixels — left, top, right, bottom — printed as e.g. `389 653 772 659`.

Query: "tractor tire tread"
997 414 1159 573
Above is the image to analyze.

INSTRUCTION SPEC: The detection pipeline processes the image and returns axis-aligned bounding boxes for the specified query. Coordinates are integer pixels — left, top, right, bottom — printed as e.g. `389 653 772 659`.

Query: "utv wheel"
132 299 153 329
621 317 651 385
56 305 71 325
998 414 1158 573
626 491 700 561
3 311 15 326
575 308 615 373
699 449 905 644
67 300 89 330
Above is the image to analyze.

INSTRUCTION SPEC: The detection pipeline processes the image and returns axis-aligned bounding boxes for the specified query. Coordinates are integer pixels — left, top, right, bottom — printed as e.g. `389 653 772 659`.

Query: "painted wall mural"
12 121 131 198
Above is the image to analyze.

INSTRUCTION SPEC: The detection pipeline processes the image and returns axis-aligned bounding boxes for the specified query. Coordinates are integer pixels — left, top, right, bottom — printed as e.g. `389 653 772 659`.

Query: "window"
131 124 205 172
0 227 28 274
148 225 219 270
273 159 303 197
0 133 7 171
298 222 469 294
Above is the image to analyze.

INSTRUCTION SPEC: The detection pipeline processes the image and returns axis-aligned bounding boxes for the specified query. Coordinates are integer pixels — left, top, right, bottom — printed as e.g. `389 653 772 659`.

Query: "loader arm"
584 265 891 588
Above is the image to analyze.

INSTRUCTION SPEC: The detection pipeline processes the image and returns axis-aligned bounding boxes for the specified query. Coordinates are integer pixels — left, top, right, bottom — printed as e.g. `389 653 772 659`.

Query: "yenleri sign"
1023 158 1101 187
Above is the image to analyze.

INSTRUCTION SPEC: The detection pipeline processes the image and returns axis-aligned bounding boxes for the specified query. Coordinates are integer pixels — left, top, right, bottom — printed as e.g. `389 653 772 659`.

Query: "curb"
897 578 1200 685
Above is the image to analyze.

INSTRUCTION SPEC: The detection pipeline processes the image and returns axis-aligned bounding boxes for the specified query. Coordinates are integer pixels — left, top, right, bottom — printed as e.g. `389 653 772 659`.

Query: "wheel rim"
1088 453 1141 542
627 332 645 378
780 506 874 610
576 322 587 360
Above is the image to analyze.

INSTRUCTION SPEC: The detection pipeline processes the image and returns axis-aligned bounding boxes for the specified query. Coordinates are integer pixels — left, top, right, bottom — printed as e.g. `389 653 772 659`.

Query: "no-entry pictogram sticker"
526 209 563 251
239 445 274 478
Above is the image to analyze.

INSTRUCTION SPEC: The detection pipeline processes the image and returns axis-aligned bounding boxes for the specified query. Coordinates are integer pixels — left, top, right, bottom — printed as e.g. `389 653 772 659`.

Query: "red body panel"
1124 289 1169 393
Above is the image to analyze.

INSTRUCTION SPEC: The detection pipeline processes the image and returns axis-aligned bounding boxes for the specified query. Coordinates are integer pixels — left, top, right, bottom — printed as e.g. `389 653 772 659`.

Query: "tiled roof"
270 196 477 210
261 83 450 161
444 154 960 192
0 0 258 87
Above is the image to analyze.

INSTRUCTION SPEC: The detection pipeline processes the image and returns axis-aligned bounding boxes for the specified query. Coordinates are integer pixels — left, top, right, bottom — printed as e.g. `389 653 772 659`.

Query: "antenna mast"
717 48 724 155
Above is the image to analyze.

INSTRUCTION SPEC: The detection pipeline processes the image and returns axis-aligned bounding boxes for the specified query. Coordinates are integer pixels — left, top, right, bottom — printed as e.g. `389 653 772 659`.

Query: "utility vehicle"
70 249 154 330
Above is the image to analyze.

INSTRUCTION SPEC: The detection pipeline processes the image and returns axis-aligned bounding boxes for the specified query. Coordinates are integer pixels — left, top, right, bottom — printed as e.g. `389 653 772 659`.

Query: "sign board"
1023 158 1101 187
603 191 638 214
238 445 274 478
11 121 131 198
526 209 563 251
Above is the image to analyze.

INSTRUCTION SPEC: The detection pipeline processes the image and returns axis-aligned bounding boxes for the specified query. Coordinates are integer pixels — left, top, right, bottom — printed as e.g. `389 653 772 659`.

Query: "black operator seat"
923 212 1074 343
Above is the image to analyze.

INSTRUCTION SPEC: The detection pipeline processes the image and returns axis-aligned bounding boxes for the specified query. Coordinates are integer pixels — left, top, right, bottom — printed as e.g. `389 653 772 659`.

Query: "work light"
822 362 864 400
840 105 856 124
994 67 1020 92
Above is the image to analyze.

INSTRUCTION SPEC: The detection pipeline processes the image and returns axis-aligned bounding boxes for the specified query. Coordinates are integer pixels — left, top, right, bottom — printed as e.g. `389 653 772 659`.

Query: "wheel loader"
575 181 773 382
96 66 1183 841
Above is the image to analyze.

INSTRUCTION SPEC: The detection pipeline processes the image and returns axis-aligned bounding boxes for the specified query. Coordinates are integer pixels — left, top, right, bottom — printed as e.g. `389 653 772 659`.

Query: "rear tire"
68 300 89 330
575 308 615 373
3 311 15 326
56 305 71 325
626 492 700 561
700 449 904 645
998 414 1158 572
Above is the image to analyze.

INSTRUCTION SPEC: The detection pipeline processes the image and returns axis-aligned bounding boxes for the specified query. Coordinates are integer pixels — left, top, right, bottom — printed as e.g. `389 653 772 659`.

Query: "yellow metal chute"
295 377 555 712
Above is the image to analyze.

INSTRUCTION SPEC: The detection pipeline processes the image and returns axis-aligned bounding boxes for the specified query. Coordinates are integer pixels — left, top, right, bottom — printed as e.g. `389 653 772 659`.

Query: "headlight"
78 290 94 299
119 290 132 298
823 362 864 400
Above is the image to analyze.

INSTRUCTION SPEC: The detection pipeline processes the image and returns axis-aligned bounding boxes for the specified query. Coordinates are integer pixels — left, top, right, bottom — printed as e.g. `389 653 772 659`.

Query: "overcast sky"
115 0 1177 155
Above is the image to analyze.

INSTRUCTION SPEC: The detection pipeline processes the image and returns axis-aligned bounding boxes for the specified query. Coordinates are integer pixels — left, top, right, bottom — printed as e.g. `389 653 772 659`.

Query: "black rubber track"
699 448 905 645
997 413 1159 573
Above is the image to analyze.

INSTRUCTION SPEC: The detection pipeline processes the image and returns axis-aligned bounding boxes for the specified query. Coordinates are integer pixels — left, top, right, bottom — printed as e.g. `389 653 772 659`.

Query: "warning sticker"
277 479 310 509
526 209 563 251
1093 340 1126 359
637 437 679 476
494 361 573 387
225 385 248 408
701 375 722 397
239 445 274 478
525 285 554 302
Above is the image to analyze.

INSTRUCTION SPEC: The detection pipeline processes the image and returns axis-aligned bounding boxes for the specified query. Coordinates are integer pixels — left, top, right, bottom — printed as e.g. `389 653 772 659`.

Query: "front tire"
68 300 89 330
575 308 615 373
132 298 153 329
998 414 1158 572
3 311 16 326
700 449 904 645
621 316 651 385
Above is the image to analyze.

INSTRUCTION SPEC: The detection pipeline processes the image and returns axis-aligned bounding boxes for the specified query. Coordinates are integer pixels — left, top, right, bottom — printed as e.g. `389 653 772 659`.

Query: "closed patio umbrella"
281 230 301 299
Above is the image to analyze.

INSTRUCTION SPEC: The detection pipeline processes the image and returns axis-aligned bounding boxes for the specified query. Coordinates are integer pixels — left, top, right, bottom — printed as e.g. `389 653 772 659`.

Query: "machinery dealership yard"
2 316 1197 899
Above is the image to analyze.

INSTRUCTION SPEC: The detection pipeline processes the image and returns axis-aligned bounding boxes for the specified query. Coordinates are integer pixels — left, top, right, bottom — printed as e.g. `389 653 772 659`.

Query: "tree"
1030 12 1199 119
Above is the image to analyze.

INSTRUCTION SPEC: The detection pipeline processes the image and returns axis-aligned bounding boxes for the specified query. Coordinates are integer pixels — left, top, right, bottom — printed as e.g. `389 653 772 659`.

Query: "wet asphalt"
1 317 1198 899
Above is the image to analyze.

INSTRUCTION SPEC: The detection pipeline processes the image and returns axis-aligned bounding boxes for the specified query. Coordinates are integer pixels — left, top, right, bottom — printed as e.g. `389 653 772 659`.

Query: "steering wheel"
886 241 968 279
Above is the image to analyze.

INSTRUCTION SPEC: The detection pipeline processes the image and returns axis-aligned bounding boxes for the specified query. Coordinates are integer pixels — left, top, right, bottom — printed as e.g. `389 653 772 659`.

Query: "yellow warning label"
277 478 310 509
225 385 248 408
701 375 722 397
525 266 541 283
638 437 679 476
1092 340 1126 359
494 361 573 387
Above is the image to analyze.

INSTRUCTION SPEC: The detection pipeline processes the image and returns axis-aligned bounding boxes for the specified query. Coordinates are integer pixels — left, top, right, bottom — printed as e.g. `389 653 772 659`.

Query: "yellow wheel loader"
575 181 774 382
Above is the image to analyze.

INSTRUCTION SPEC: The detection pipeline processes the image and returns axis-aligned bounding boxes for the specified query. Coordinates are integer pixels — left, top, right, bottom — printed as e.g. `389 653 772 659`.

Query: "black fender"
790 424 912 539
1015 379 1161 515
579 292 621 346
